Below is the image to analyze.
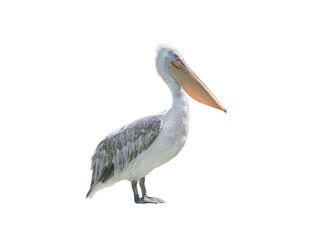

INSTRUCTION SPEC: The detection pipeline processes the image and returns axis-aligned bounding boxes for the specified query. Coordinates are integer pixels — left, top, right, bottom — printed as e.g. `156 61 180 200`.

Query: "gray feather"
86 114 163 197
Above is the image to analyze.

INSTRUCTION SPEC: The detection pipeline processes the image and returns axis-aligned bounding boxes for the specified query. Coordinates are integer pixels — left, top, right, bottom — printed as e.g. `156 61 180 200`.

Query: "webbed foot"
135 196 165 204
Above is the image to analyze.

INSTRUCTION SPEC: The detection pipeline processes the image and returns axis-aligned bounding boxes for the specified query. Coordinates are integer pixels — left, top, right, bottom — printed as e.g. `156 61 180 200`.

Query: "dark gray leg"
131 181 141 203
139 177 147 197
138 177 165 203
132 181 154 204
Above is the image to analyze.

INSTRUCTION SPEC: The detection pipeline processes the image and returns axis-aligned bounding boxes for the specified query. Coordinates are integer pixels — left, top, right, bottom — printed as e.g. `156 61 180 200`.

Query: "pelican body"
87 45 226 203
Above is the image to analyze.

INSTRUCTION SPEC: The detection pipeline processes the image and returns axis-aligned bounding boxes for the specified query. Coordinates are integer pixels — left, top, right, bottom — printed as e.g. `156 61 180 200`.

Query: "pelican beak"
169 60 227 113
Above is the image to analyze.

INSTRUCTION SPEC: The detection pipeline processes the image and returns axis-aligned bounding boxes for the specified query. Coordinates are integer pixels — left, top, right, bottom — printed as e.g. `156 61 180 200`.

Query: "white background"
0 0 318 239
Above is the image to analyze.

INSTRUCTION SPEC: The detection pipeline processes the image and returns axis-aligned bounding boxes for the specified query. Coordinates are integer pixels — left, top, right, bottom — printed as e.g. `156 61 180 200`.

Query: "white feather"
87 46 190 198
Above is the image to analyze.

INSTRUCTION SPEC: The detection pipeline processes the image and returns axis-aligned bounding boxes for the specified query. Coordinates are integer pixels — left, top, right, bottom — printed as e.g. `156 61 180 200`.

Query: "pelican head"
156 45 226 113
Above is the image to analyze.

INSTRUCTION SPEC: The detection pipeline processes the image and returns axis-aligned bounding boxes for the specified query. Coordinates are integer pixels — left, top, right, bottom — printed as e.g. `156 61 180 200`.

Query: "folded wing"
86 114 163 197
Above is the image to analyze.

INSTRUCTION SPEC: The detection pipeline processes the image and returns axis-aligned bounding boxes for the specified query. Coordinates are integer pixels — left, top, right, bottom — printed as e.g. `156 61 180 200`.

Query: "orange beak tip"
224 109 227 114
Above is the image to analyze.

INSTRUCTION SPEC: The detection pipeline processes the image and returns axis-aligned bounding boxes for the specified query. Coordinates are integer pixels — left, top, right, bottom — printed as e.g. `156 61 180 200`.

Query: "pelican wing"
87 114 163 196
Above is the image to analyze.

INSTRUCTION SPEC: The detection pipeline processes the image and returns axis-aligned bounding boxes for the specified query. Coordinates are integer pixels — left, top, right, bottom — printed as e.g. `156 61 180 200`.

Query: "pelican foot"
135 196 166 204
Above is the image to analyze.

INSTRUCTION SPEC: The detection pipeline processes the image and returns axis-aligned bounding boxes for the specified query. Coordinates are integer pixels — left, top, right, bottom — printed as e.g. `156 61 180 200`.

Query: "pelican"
86 45 226 204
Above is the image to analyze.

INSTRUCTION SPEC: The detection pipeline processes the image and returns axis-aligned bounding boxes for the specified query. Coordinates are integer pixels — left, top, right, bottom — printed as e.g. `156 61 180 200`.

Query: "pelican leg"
139 177 147 197
131 180 165 204
131 181 142 203
138 177 165 203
